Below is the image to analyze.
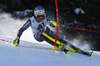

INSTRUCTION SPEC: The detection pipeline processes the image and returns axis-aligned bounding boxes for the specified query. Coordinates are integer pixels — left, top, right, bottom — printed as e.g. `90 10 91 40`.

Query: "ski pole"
0 39 12 43
59 25 100 34
60 25 72 28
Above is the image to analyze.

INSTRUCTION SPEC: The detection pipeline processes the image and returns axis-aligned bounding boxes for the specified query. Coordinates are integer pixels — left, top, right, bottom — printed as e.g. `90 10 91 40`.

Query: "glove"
49 21 57 28
12 37 20 46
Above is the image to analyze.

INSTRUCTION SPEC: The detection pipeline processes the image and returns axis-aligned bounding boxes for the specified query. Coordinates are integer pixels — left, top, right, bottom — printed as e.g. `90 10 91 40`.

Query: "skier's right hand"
49 21 57 28
12 37 20 46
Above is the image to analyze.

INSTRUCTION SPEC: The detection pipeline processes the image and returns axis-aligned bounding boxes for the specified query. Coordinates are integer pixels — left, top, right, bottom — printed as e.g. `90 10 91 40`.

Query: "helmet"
34 6 45 18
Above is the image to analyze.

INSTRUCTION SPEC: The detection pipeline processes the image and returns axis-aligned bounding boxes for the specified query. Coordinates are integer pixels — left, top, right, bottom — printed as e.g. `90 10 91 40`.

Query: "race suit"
17 15 78 52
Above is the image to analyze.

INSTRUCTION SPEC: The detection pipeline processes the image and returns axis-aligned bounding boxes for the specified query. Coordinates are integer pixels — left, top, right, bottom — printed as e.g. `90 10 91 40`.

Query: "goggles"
34 10 45 17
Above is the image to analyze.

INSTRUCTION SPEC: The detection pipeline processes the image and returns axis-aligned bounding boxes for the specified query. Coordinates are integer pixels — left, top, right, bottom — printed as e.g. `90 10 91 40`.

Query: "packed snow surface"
0 39 100 66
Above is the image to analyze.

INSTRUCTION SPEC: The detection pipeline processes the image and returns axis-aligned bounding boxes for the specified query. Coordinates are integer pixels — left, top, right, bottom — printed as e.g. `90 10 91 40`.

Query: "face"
37 15 45 22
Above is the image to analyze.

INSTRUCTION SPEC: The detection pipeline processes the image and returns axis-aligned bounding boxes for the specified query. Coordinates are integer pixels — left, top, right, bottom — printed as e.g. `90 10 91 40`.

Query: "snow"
0 39 100 66
88 25 98 29
13 9 33 18
0 13 100 66
75 8 85 14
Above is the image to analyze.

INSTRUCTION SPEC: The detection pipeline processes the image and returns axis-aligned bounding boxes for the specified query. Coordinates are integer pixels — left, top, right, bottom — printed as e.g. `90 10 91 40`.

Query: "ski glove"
12 37 20 46
49 21 57 28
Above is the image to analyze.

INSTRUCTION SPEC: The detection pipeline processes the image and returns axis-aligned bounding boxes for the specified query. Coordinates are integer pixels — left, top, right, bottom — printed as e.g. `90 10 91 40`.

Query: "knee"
57 45 65 51
34 34 44 42
57 39 67 50
75 48 82 53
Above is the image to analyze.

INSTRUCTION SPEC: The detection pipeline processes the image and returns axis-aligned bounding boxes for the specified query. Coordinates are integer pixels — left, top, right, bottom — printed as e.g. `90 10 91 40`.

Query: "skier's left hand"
49 21 57 28
12 37 20 46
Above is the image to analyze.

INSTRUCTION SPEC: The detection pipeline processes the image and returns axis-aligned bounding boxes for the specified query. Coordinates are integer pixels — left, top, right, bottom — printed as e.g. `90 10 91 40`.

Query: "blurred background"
0 0 100 51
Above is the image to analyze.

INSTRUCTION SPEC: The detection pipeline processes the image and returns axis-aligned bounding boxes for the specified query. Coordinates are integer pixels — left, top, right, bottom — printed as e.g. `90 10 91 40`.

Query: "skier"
12 6 92 56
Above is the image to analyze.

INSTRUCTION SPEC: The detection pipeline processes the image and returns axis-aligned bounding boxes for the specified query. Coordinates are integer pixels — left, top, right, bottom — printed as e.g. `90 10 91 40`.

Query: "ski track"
0 38 100 66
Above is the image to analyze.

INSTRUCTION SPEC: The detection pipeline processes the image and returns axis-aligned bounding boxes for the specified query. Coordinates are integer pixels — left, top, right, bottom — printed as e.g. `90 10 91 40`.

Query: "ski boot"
63 49 69 54
76 48 93 56
83 51 93 56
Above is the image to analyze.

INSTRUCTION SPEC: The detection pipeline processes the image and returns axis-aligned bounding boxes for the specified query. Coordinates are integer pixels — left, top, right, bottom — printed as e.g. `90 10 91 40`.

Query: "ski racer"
12 6 92 56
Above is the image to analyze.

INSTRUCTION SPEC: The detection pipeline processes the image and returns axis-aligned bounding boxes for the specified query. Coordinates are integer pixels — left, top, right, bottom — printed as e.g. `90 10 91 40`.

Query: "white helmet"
34 6 45 18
